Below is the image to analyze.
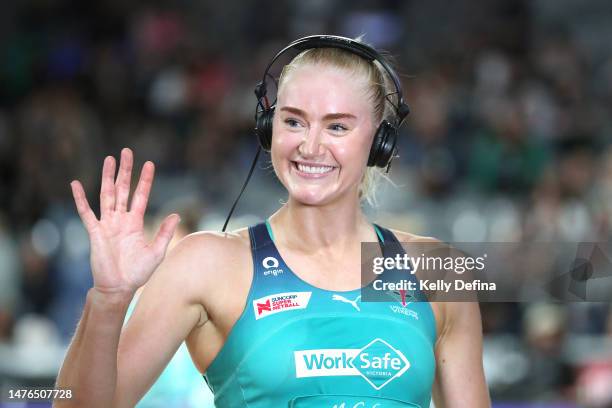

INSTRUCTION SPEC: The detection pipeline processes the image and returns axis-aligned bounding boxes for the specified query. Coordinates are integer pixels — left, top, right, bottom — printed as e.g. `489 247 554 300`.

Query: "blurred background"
1 0 612 406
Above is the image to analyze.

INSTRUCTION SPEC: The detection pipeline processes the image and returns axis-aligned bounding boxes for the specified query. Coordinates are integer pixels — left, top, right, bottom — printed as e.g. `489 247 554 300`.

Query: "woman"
56 36 490 407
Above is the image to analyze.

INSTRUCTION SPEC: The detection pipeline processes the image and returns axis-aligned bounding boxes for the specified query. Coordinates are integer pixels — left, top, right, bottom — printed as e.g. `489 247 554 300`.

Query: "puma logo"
332 294 361 311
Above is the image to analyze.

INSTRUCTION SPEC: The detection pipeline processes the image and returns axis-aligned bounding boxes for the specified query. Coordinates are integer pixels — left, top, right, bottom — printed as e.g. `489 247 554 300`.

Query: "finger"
100 156 117 218
130 161 155 215
114 148 133 212
71 180 98 231
151 214 181 258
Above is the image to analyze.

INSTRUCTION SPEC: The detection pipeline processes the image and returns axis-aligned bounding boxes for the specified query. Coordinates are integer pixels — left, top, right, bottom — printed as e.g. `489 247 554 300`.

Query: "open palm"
70 148 180 294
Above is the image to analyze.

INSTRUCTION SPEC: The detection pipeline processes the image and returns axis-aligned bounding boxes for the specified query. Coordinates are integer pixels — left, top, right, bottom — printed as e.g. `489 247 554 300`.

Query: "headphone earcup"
368 120 398 168
255 107 275 151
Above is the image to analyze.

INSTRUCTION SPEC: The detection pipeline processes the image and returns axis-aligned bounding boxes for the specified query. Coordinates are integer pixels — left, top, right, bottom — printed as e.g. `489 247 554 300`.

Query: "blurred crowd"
1 0 612 406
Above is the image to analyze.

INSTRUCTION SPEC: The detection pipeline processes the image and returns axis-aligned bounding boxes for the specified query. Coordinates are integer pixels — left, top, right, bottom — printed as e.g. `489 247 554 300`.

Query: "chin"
290 190 332 206
287 184 357 207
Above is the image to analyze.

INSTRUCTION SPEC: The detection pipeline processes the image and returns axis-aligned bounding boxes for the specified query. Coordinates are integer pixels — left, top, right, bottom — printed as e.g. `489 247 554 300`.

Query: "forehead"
277 64 372 117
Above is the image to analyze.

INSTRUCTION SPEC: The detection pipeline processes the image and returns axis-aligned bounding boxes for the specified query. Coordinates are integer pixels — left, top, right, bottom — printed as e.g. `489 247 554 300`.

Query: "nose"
298 125 325 158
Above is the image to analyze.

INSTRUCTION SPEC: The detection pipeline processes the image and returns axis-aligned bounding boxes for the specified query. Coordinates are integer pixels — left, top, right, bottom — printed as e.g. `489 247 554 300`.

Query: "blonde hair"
277 44 398 207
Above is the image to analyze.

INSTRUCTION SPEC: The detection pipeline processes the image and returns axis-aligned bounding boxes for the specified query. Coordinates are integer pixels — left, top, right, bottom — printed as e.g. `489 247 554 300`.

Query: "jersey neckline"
264 219 387 294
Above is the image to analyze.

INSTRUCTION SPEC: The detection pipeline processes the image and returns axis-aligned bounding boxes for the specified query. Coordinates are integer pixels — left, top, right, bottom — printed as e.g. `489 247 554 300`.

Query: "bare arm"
54 148 181 407
113 233 214 406
55 289 133 407
432 302 491 408
56 233 217 408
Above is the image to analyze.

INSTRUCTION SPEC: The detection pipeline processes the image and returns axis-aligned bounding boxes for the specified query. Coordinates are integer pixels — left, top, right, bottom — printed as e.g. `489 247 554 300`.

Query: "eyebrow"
279 106 357 121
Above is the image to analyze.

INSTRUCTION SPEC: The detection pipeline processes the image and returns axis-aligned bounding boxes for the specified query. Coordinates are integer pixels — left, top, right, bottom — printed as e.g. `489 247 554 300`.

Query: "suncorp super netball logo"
253 292 311 320
294 339 410 390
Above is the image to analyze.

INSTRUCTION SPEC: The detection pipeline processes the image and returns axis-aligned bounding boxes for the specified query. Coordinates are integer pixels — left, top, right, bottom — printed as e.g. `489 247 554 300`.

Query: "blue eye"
329 123 348 132
284 118 300 127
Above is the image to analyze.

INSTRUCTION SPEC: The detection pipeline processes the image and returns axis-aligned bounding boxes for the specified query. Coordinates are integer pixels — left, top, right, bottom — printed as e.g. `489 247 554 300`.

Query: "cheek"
271 129 296 163
330 134 372 166
270 126 301 177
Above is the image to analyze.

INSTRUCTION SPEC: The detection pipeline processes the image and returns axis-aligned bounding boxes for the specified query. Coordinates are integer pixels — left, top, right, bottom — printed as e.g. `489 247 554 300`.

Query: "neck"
269 193 374 252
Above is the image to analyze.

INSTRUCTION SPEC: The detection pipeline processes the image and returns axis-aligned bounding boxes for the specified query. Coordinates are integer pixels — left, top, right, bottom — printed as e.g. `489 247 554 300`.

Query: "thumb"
152 214 181 258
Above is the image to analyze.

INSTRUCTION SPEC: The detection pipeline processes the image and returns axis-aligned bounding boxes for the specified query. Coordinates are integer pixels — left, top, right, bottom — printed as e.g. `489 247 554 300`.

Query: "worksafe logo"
294 339 410 390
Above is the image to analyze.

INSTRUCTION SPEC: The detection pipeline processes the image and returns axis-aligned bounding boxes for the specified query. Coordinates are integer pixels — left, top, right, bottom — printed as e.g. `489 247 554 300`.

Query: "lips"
292 161 337 179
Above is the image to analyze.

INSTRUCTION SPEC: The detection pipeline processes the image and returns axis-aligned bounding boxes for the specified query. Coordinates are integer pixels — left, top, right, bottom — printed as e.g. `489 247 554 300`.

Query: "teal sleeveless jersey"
204 222 437 407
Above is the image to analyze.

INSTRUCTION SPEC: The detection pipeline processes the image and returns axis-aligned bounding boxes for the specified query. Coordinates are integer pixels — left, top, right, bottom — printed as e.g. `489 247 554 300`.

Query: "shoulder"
167 227 253 278
150 227 253 308
388 228 440 244
169 227 252 265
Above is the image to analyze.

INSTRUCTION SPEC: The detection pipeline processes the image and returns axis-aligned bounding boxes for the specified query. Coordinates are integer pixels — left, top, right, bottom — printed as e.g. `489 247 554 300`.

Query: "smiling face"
271 63 377 206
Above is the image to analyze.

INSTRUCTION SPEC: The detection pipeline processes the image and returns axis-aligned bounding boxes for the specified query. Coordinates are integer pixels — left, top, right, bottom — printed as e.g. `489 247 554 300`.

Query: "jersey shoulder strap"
247 222 297 295
249 221 273 250
371 223 428 303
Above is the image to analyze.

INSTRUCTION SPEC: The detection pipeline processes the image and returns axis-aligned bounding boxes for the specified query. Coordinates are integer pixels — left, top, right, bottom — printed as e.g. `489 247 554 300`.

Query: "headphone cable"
221 145 262 232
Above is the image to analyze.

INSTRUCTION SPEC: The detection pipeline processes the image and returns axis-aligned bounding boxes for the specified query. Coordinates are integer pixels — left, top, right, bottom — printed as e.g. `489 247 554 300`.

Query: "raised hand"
70 148 180 294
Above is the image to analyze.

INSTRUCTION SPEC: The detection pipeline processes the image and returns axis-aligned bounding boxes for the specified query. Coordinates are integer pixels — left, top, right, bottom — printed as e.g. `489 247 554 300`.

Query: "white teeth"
296 163 334 174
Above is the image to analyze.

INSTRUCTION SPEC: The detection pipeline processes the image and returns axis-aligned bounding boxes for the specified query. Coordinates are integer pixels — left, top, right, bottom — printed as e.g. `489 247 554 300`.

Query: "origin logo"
262 256 284 277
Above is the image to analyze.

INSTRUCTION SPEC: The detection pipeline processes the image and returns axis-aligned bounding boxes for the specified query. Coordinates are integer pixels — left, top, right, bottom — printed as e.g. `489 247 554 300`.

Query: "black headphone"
253 35 410 168
222 35 410 232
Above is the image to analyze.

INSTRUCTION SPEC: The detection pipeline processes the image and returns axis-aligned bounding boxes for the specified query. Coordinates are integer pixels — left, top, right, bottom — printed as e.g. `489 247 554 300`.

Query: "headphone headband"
257 34 410 124
223 35 410 232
